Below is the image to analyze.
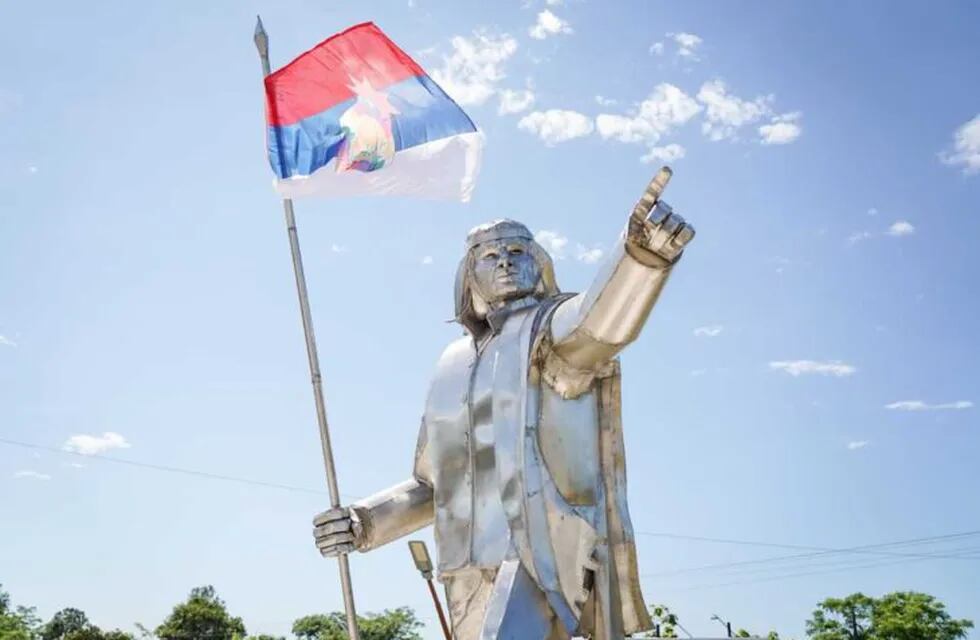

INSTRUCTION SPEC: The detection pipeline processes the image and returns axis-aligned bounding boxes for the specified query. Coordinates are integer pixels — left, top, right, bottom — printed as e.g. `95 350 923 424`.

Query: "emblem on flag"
263 22 483 201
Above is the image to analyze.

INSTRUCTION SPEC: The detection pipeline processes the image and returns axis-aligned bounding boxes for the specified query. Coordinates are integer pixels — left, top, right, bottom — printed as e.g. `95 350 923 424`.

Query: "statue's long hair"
453 236 560 339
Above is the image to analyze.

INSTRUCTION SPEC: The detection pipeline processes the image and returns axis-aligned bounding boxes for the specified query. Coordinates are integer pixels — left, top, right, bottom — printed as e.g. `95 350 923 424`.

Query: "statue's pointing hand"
313 506 364 557
627 166 696 267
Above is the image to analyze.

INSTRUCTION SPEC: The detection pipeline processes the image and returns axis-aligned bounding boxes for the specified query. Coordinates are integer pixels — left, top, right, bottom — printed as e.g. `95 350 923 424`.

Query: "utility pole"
711 614 733 638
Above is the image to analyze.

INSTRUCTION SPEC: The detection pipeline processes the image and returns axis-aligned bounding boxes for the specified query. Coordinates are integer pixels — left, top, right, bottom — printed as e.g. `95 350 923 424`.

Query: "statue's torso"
423 301 601 575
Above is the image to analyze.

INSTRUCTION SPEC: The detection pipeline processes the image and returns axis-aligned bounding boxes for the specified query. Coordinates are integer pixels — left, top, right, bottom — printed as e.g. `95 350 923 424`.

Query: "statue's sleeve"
350 418 435 552
546 220 676 397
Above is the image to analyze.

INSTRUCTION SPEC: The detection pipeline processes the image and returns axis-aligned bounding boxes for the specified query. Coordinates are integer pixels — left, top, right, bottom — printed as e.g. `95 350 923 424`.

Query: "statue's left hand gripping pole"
253 17 361 640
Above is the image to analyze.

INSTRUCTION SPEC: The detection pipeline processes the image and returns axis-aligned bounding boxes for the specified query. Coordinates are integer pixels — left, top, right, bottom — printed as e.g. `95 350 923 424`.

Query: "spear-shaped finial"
254 15 268 55
254 15 271 75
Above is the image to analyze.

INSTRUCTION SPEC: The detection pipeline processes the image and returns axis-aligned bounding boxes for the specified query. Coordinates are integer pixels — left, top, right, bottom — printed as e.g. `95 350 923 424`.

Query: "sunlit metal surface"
314 169 694 639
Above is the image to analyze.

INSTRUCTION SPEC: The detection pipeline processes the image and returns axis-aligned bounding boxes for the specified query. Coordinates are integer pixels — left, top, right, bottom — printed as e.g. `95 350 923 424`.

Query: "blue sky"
1 1 978 638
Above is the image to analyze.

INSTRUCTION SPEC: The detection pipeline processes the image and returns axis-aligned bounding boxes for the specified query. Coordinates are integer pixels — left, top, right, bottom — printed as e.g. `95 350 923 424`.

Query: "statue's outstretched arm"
348 477 434 552
550 168 695 374
314 419 434 555
351 417 434 551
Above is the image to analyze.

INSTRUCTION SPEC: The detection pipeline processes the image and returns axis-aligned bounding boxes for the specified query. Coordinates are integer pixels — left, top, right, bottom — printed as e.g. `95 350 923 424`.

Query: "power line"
638 530 980 577
5 435 979 577
655 544 980 593
664 544 980 582
0 436 353 499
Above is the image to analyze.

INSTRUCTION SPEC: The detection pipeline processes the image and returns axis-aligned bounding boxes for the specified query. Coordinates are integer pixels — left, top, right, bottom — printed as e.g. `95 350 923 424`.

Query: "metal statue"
313 168 695 640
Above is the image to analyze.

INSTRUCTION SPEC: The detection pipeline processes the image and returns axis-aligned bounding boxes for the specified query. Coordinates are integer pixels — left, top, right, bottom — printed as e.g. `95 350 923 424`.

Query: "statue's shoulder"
426 335 476 402
434 334 475 368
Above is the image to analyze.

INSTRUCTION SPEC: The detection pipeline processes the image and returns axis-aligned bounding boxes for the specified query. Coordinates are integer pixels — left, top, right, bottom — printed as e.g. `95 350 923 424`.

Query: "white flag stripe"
274 132 484 203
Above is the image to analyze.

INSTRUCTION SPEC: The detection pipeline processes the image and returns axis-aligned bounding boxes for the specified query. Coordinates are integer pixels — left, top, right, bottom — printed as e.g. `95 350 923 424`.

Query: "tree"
154 586 246 640
871 591 972 640
292 607 422 640
735 628 782 639
0 584 41 640
42 607 91 640
806 591 973 640
806 593 875 640
645 604 679 638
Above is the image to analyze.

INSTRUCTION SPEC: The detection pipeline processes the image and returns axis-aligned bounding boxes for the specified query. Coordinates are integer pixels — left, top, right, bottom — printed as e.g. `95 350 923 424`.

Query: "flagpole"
253 16 361 640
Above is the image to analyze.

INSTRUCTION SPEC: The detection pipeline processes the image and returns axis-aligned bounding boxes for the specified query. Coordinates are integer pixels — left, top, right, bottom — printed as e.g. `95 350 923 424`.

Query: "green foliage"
0 584 41 640
872 591 973 640
733 628 782 639
154 586 246 640
38 605 134 640
245 636 285 640
805 591 973 640
807 593 875 640
291 607 422 640
42 607 91 640
646 604 679 638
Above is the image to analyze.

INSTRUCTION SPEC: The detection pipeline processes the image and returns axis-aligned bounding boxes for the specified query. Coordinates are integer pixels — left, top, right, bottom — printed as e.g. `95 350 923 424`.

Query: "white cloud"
432 32 518 106
847 230 874 245
330 243 348 254
847 440 869 450
759 122 800 145
529 10 572 40
693 325 724 337
649 42 665 56
759 112 802 145
536 232 603 264
28 165 38 175
884 400 973 411
0 335 16 347
848 220 915 244
669 32 703 60
939 113 980 174
576 245 604 264
534 230 569 258
14 470 51 480
769 360 856 377
63 432 131 456
421 255 434 265
498 88 535 115
596 83 701 147
867 207 878 216
595 95 618 107
641 143 686 164
697 80 773 142
546 0 563 4
518 109 594 145
886 220 915 236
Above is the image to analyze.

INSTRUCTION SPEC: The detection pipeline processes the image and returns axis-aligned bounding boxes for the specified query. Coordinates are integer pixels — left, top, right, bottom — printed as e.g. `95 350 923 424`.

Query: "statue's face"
471 238 541 305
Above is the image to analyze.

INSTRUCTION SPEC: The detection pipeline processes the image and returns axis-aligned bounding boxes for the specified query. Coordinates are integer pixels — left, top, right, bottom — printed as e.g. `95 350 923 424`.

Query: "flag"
263 22 483 202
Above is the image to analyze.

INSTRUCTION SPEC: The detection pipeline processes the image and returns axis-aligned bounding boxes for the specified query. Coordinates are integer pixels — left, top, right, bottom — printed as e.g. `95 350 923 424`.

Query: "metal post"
408 541 451 640
425 578 452 640
253 16 361 640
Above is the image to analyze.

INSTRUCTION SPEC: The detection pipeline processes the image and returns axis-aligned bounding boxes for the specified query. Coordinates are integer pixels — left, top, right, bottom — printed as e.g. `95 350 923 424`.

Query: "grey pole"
253 16 361 640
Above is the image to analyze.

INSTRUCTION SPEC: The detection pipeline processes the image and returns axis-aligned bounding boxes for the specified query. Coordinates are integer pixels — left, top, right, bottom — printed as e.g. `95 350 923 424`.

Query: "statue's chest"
424 313 529 478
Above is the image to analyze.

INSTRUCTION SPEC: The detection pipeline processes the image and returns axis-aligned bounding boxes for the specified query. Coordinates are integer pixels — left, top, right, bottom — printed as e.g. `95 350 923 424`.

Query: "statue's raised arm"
548 168 695 392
